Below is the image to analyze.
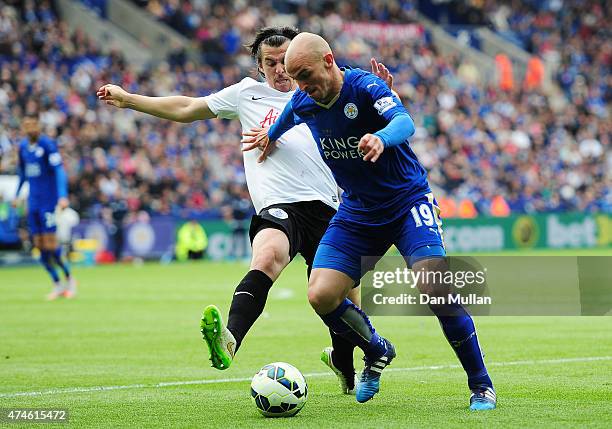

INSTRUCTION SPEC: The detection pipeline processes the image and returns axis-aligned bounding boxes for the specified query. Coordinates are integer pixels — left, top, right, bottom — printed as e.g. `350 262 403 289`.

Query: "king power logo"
319 136 365 160
259 109 279 128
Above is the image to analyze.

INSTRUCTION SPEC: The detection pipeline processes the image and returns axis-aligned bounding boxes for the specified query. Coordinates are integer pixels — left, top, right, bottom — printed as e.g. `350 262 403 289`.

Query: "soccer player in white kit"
98 27 394 394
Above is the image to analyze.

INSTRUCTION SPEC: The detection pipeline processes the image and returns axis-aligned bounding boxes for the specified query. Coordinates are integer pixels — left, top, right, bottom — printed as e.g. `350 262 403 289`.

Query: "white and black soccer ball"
250 362 308 417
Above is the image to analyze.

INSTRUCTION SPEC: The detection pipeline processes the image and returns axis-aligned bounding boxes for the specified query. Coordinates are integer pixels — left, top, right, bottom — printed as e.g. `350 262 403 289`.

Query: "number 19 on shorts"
410 203 437 228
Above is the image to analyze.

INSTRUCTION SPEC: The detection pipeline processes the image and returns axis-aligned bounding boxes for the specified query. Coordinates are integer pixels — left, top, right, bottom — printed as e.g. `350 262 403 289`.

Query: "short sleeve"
204 80 243 120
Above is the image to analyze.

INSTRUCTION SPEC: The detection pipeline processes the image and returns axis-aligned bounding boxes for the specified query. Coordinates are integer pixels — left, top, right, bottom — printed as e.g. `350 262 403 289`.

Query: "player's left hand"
359 134 385 163
371 58 394 90
241 127 276 162
57 197 69 210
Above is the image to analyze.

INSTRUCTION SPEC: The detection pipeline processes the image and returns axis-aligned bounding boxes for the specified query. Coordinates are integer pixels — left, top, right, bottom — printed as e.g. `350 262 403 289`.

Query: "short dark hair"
246 26 299 67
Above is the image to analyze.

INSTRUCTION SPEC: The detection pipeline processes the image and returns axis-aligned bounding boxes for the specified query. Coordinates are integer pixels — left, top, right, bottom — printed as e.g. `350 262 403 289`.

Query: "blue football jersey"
273 68 430 224
17 135 67 209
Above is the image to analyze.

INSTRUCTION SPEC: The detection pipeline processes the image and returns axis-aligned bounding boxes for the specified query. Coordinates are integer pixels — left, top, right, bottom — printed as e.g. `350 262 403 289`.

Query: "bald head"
285 32 332 70
284 33 342 103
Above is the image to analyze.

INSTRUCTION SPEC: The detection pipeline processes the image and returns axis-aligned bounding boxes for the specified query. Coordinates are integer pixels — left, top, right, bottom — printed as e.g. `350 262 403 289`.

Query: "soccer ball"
250 362 308 417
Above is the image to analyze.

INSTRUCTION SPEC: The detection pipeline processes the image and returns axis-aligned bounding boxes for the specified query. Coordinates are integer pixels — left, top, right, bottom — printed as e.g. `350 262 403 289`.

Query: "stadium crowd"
0 0 609 222
485 0 609 112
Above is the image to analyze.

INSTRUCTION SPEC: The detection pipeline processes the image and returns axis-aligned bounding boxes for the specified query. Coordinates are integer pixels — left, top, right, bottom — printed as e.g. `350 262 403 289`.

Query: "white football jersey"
205 77 339 213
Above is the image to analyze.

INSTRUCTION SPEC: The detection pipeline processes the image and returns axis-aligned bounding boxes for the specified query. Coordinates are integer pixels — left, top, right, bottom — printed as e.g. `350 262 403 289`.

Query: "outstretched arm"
97 84 216 123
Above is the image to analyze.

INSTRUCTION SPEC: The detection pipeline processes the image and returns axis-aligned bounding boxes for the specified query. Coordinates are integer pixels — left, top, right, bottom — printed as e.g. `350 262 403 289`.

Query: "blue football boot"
356 338 396 403
469 386 497 410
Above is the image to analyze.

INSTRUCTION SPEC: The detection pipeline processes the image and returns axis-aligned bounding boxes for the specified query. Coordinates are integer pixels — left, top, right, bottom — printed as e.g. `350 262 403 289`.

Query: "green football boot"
321 347 357 395
200 305 236 370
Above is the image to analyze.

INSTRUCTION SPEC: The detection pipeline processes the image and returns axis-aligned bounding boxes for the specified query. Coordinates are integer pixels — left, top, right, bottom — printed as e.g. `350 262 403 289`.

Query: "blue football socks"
53 248 71 279
321 299 387 360
40 250 60 283
432 303 493 389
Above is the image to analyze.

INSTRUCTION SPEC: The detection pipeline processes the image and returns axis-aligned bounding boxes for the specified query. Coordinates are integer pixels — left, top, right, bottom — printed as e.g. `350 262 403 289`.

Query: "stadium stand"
0 0 609 231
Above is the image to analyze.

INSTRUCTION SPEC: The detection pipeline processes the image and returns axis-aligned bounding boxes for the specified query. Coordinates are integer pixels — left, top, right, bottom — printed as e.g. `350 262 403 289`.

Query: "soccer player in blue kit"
243 33 496 409
13 115 76 300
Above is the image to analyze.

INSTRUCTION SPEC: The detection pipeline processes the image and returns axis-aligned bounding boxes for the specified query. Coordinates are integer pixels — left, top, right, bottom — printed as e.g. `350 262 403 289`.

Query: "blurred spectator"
495 53 514 91
490 195 511 217
175 219 208 260
223 183 252 260
105 195 128 262
523 56 545 91
458 199 478 218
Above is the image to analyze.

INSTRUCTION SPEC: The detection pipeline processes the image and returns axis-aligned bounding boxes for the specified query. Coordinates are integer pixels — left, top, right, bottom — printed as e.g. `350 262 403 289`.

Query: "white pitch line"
1 356 610 399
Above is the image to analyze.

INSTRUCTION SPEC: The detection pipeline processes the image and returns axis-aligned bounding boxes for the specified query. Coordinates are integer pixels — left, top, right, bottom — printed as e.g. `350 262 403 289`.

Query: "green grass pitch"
1 249 611 428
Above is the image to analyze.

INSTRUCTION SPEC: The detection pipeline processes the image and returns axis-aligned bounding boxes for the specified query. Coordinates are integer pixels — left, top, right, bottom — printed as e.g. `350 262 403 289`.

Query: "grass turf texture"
1 249 611 428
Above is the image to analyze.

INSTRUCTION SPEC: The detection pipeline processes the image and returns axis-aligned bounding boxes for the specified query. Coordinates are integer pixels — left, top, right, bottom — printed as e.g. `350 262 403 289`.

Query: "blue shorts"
27 206 57 235
312 193 446 281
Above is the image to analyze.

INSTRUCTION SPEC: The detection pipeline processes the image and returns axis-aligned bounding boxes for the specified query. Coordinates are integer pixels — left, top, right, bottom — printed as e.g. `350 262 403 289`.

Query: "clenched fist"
358 134 385 162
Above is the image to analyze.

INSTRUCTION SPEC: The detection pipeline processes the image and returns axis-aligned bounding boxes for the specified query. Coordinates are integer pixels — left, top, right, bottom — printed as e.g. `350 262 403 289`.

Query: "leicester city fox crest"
344 103 358 119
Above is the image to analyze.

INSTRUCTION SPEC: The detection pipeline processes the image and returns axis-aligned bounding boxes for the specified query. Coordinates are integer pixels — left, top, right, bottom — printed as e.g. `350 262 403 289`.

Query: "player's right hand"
10 199 18 209
97 84 130 108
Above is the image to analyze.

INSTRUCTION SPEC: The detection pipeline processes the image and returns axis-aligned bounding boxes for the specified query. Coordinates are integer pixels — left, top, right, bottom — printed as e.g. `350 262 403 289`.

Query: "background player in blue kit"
13 116 76 300
243 33 496 409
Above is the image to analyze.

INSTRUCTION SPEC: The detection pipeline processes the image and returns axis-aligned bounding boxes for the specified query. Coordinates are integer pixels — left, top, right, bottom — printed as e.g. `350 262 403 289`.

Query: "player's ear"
323 52 334 68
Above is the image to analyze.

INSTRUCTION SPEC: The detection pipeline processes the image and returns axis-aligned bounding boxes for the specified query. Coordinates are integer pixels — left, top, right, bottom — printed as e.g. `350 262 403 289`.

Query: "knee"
413 259 450 298
307 281 337 314
417 279 437 298
251 246 287 279
307 285 325 312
